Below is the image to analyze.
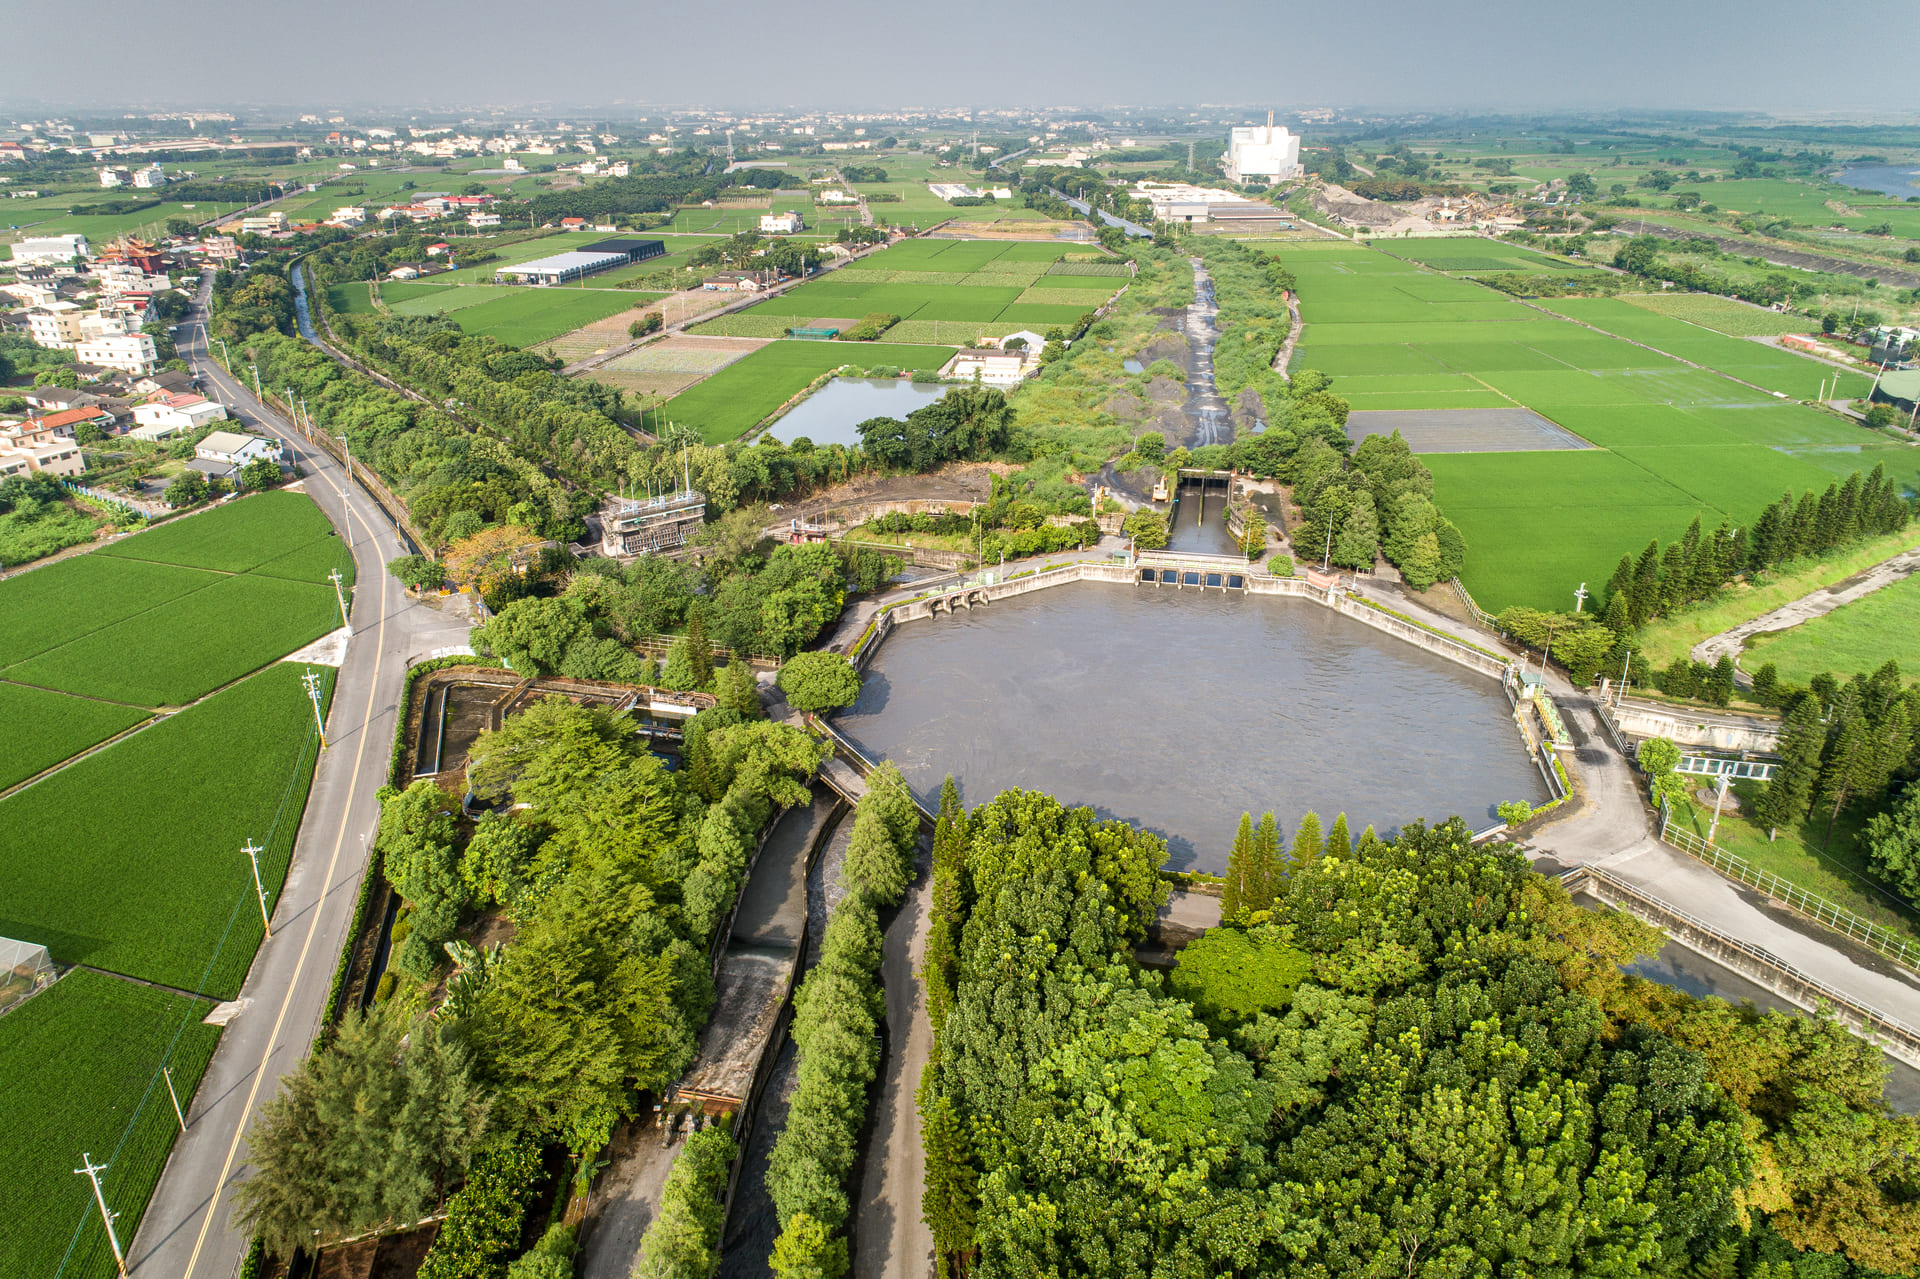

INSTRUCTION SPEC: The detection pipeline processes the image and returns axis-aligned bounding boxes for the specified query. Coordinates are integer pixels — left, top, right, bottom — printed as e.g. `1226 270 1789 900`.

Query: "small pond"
759 377 948 448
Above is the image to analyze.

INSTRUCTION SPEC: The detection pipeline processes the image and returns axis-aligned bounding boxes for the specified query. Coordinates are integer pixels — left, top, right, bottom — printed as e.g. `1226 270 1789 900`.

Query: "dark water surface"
1627 937 1919 1114
836 582 1546 870
1167 481 1242 556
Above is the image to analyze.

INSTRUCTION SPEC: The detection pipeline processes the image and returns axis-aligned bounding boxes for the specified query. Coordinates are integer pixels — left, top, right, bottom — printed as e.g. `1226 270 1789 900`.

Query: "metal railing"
1564 863 1920 1065
1676 756 1777 781
1450 576 1499 629
1656 801 1920 973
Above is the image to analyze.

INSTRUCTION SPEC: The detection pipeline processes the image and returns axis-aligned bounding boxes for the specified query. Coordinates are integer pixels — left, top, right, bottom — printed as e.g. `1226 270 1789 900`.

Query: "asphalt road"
128 280 471 1279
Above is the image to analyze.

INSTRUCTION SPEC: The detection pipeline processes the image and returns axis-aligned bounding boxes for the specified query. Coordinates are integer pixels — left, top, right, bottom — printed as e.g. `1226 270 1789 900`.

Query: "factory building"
1222 113 1302 185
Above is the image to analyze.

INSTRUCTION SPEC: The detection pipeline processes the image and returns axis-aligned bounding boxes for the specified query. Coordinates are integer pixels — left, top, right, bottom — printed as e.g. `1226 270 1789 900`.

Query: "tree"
1250 811 1280 911
628 312 663 339
232 1002 490 1255
240 456 282 490
165 471 209 507
920 1093 978 1278
685 606 715 689
505 1225 576 1279
1331 492 1379 570
631 1124 736 1279
719 659 764 718
1239 511 1266 560
777 651 863 714
1289 811 1323 875
1221 812 1256 924
474 595 590 676
1170 923 1311 1024
770 1214 848 1279
387 553 443 594
1865 784 1920 910
1122 508 1168 550
1324 812 1351 857
659 636 699 691
1497 800 1534 828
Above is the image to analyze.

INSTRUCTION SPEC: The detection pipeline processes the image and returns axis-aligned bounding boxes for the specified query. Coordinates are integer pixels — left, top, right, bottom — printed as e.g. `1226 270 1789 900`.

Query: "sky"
8 0 1920 116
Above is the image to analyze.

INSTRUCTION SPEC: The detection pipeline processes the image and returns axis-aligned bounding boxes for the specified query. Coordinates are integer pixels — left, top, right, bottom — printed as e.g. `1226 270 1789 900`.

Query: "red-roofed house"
558 216 587 229
131 392 228 440
27 405 116 438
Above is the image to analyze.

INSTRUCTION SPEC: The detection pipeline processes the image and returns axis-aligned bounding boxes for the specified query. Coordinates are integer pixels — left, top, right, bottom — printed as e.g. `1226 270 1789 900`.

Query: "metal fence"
1564 863 1920 1067
1450 576 1499 629
1657 801 1920 973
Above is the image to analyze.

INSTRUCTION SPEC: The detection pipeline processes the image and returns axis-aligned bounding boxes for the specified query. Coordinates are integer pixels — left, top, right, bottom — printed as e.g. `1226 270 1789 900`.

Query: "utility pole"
163 1065 186 1132
1615 649 1632 709
1322 520 1333 572
242 839 272 937
250 362 263 401
1707 773 1732 843
1573 581 1589 613
302 667 329 749
328 568 350 630
74 1154 128 1278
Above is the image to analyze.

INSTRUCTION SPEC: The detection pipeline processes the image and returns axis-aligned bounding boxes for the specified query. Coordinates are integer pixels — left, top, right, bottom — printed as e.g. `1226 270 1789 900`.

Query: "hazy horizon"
8 0 1920 118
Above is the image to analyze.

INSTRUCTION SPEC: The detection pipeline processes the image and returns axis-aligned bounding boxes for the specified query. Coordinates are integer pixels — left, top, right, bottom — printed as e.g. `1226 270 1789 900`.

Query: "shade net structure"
0 936 55 1014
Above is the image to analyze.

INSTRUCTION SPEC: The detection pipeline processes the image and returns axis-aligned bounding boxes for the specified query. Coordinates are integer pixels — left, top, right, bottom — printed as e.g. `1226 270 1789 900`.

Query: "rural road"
1689 541 1920 666
128 279 471 1279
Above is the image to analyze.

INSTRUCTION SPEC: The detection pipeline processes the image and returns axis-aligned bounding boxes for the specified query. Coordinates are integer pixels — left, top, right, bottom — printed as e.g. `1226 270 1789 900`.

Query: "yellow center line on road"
177 372 391 1279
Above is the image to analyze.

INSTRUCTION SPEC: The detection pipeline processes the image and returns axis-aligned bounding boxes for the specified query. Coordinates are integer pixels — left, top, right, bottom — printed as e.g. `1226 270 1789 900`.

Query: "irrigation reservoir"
836 581 1547 870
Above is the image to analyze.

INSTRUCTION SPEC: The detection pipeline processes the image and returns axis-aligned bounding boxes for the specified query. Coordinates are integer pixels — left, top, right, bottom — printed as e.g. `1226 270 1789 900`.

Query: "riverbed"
836 581 1546 870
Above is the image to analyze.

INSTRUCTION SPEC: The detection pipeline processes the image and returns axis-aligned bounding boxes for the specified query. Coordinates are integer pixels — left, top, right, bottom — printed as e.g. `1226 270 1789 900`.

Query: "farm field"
1743 570 1920 684
1285 244 1917 612
0 493 351 708
0 684 150 792
1382 237 1585 273
0 661 334 997
659 339 954 443
428 286 665 348
0 970 222 1279
713 238 1119 342
1621 292 1819 336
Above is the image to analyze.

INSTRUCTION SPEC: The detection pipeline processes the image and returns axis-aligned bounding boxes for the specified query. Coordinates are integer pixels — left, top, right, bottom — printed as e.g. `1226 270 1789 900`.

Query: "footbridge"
1675 755 1777 781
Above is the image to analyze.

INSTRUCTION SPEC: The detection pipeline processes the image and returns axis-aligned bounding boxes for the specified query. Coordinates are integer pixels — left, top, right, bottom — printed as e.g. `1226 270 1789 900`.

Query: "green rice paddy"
1284 244 1917 612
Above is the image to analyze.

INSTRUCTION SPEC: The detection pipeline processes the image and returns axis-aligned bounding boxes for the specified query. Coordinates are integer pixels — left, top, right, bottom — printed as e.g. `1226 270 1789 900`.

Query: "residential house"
11 235 89 265
2 280 60 308
702 270 780 292
190 429 279 478
467 211 502 228
131 393 227 440
131 164 167 189
759 210 805 234
239 212 287 235
326 206 366 227
0 421 85 477
74 333 157 377
426 242 452 257
98 166 132 188
27 303 86 348
132 369 196 397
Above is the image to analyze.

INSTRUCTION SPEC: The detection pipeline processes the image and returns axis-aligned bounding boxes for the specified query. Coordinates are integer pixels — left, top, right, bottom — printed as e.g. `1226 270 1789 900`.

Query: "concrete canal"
835 581 1546 871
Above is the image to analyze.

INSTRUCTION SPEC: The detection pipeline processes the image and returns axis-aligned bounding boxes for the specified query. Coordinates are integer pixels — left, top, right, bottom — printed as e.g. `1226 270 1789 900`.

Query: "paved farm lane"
128 280 471 1279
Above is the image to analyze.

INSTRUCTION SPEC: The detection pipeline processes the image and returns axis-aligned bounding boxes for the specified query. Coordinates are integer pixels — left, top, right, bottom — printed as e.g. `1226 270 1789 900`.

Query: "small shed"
0 936 56 1014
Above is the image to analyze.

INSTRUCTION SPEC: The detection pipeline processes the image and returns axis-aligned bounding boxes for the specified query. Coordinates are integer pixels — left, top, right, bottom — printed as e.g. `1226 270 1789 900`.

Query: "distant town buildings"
11 234 89 265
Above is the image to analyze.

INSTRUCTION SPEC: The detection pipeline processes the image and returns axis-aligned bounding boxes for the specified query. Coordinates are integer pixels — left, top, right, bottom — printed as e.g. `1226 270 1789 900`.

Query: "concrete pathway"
1690 541 1920 666
853 836 935 1279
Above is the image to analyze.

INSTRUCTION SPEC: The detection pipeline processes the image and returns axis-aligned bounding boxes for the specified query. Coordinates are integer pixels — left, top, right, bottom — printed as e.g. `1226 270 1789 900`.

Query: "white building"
326 205 366 227
240 212 288 235
0 424 84 478
194 429 279 469
75 332 158 376
1222 114 1302 185
760 210 805 234
131 393 227 439
1 280 59 308
10 234 89 265
467 211 501 228
28 303 86 348
131 164 167 189
98 166 131 188
941 346 1040 387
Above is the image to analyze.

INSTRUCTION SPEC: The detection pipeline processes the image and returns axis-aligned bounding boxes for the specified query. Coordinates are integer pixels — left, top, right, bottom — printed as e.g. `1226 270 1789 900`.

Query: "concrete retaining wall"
1608 696 1781 753
866 560 1512 686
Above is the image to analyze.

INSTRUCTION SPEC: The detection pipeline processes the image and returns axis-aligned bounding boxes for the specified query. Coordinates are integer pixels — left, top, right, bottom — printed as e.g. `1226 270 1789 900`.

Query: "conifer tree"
686 606 715 689
1601 590 1630 637
1290 812 1323 875
919 1092 978 1279
1605 553 1634 604
720 660 763 719
1222 813 1255 924
923 777 967 1035
1251 812 1279 910
1325 813 1351 859
1630 540 1662 626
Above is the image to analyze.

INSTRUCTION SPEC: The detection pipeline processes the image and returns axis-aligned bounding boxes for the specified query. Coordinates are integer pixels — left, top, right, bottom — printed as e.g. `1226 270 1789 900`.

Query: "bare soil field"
585 333 770 398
